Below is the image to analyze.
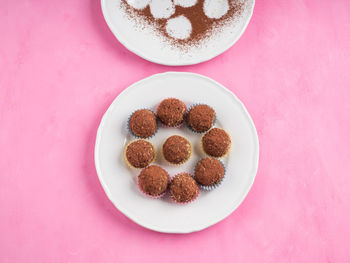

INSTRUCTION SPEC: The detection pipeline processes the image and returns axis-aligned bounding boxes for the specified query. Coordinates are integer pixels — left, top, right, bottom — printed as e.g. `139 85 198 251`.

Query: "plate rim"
94 72 259 233
100 0 255 66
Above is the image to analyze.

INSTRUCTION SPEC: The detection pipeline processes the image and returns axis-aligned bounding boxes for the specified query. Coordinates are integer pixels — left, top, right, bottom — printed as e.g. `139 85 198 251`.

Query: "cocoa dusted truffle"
157 98 186 127
195 158 225 187
129 109 157 138
169 173 199 203
138 165 169 197
202 128 231 157
125 140 155 169
186 104 215 133
162 135 191 164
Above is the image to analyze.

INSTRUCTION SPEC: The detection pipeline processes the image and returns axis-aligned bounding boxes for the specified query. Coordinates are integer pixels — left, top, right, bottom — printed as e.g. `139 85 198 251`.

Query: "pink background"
1 0 350 262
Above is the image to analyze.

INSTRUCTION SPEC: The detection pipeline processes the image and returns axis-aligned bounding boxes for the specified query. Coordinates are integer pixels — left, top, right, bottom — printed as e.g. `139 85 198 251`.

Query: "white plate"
95 72 259 233
101 0 255 65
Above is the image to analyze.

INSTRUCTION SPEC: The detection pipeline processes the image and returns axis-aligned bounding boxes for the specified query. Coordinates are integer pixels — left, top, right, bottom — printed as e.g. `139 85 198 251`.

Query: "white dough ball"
204 0 229 19
173 0 198 8
166 15 192 40
125 0 151 10
150 0 175 19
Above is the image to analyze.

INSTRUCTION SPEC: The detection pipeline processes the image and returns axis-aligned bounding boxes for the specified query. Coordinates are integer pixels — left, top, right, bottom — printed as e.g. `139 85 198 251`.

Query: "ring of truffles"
162 135 192 164
129 109 157 138
125 98 232 204
124 140 155 169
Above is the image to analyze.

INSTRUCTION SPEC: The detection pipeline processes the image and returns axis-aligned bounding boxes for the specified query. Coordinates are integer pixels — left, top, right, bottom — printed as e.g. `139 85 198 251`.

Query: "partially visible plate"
95 72 259 233
101 0 254 65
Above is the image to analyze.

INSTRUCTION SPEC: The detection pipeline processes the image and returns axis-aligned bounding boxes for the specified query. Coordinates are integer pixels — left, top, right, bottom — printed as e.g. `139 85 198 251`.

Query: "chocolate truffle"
169 173 199 203
129 109 157 138
202 128 231 157
125 140 155 169
195 158 225 186
157 98 186 127
162 135 191 164
138 165 169 197
186 104 215 133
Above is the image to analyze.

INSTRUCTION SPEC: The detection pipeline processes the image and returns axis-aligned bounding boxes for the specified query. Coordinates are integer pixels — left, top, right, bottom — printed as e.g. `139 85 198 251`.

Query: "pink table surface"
1 0 350 262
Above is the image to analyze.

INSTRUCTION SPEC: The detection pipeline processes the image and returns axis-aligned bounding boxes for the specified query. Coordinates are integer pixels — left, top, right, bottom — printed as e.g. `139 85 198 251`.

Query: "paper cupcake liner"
201 131 232 158
124 140 156 169
194 158 226 191
185 103 216 134
161 135 192 166
169 173 200 204
137 170 171 199
127 109 158 139
156 98 187 128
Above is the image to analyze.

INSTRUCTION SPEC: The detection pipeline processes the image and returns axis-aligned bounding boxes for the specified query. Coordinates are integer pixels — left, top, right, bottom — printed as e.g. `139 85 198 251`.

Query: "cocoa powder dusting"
121 0 244 47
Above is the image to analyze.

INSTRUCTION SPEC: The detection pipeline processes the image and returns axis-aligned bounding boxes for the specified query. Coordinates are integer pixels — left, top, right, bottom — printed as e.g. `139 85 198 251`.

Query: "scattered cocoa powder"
121 0 244 47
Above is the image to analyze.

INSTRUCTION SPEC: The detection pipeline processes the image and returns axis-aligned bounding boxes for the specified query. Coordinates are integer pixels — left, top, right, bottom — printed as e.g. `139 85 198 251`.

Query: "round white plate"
101 0 255 65
95 72 259 233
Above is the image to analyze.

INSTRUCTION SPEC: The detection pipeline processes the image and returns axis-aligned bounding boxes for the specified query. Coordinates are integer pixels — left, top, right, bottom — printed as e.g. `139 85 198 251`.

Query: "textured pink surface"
1 0 350 262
